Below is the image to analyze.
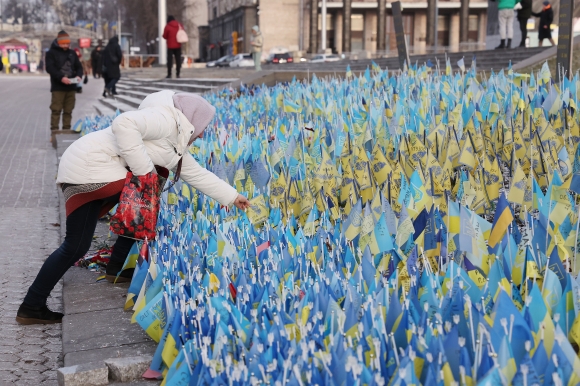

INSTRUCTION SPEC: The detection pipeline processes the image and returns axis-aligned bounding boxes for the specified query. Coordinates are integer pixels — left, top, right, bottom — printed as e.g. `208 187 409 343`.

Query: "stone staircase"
94 47 549 116
263 46 549 73
94 77 237 115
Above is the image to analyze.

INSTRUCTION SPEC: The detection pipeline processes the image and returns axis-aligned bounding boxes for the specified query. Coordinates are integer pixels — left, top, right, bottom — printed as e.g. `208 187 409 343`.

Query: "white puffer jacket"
56 91 239 206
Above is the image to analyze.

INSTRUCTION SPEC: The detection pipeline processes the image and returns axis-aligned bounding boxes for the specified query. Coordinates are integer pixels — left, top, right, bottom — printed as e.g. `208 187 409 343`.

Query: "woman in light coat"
16 91 250 325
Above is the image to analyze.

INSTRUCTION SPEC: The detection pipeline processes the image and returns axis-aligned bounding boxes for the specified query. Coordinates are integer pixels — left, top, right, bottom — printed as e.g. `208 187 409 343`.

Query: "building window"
213 7 217 19
468 14 479 42
437 14 450 46
351 14 364 51
386 14 414 51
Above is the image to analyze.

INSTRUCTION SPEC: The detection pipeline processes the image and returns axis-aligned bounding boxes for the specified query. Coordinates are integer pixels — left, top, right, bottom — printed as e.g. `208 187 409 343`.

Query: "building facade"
205 0 488 60
184 0 210 59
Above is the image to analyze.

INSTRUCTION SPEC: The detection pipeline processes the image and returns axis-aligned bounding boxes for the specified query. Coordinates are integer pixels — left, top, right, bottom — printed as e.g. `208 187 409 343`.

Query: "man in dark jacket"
45 31 83 131
162 15 183 78
533 1 555 47
517 0 532 47
91 40 103 78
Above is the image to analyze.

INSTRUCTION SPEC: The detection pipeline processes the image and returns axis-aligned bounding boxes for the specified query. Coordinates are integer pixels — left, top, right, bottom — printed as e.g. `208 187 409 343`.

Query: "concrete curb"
105 356 153 383
57 361 109 386
512 35 580 71
57 356 153 385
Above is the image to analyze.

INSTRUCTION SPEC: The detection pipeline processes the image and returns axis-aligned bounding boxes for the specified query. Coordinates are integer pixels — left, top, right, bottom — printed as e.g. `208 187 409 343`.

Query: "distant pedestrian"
45 31 83 132
533 1 555 47
517 0 532 47
163 15 186 78
91 40 103 78
250 25 263 71
495 0 520 49
73 48 87 93
102 36 122 97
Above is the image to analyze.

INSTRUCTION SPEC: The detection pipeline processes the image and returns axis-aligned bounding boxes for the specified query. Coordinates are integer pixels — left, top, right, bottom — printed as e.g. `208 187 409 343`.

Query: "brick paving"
0 75 102 385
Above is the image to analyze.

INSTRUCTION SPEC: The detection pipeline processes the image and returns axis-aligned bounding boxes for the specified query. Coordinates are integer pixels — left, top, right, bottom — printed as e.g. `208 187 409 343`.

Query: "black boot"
16 303 63 325
495 39 505 49
506 39 512 49
105 261 134 283
102 90 107 98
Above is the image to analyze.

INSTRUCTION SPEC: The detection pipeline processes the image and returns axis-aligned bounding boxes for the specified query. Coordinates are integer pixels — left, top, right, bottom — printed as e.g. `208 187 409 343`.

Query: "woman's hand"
233 194 250 210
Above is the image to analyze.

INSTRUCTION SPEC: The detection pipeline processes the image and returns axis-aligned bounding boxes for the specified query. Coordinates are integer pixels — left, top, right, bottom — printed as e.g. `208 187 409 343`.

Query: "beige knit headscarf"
172 93 216 142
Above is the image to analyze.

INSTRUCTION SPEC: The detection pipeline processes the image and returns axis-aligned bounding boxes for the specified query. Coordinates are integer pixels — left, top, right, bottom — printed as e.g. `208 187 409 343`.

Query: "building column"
343 0 351 52
450 12 460 50
478 12 487 44
336 12 343 52
426 0 437 46
364 10 377 54
377 0 386 52
310 0 318 53
459 0 470 43
414 12 427 54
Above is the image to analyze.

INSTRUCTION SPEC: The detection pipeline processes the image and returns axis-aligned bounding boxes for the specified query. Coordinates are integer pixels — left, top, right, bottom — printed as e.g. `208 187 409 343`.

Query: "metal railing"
121 54 199 68
294 42 489 62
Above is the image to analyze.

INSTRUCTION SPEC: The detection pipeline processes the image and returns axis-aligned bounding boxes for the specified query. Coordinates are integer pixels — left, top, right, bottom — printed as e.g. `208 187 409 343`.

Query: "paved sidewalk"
0 76 119 385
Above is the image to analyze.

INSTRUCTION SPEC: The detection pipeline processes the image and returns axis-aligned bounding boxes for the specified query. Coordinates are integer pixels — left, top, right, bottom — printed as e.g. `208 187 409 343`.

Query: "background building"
205 0 489 60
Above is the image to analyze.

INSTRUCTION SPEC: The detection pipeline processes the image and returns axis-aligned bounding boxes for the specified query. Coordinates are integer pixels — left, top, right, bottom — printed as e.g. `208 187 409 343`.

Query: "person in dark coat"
91 40 103 79
517 0 532 47
533 1 555 47
162 15 183 78
45 30 83 131
101 36 122 97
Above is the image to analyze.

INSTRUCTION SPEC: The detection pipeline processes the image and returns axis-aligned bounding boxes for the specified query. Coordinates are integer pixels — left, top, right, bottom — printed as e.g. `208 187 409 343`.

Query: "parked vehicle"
309 54 341 63
207 55 235 68
229 54 254 68
269 52 293 64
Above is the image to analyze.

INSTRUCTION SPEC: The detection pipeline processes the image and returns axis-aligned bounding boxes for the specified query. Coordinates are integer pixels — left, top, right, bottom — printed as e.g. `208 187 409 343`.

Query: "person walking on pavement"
495 0 520 49
15 91 251 325
45 30 83 132
533 1 555 47
163 15 184 78
102 36 122 97
516 0 532 47
91 40 103 78
250 25 263 71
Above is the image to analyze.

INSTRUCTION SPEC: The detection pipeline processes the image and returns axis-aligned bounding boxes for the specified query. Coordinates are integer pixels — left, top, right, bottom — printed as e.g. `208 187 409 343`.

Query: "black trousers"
167 48 182 76
23 194 135 307
518 18 528 46
103 74 118 93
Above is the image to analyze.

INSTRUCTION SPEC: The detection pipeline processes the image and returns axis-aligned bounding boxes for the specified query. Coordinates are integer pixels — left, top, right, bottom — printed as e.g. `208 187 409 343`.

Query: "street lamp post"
158 0 167 65
321 0 327 52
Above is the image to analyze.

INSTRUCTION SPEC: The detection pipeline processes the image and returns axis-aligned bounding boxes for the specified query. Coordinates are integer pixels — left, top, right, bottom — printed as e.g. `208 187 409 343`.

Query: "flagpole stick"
542 254 550 294
546 198 552 256
573 203 580 274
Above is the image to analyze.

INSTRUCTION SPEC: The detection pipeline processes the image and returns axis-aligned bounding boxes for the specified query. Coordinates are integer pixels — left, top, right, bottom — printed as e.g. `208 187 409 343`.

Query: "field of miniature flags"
80 60 580 385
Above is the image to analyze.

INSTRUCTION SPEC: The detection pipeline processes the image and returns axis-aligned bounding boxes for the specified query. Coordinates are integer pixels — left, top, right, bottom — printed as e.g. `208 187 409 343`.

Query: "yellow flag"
458 134 477 170
507 160 527 206
353 146 373 189
371 143 392 186
246 195 269 225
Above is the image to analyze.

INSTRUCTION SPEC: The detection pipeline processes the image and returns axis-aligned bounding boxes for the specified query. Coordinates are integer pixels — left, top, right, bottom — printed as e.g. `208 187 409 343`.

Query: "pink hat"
172 93 216 140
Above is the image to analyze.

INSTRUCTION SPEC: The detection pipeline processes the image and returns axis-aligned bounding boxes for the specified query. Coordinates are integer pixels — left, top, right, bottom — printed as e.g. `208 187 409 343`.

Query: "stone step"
112 94 144 109
114 87 150 101
98 97 136 114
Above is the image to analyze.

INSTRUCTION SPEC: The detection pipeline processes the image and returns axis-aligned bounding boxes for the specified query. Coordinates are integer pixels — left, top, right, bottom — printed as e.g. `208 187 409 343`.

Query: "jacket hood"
168 20 180 27
138 90 195 151
107 36 119 46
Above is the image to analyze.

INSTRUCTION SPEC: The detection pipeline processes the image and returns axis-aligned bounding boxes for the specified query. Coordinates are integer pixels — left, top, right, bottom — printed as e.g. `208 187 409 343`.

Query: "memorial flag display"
83 61 580 385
